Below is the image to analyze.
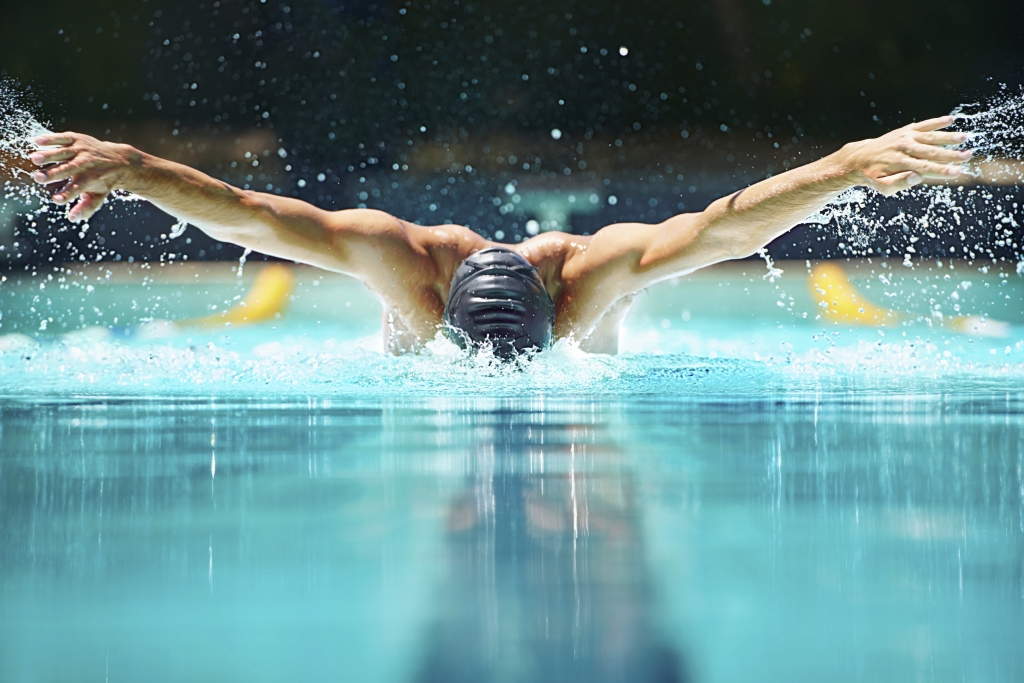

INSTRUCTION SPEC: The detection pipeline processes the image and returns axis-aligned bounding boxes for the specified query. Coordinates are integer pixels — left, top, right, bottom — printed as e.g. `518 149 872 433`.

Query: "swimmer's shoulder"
403 222 492 286
514 231 590 264
409 222 491 255
515 232 592 274
327 211 485 255
514 232 592 292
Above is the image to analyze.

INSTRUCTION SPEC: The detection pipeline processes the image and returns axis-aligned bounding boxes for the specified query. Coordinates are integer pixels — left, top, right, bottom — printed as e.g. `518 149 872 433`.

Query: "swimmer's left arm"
582 116 971 289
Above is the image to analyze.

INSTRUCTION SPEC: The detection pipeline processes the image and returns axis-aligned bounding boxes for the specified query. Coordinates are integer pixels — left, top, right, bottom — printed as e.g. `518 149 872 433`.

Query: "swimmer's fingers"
68 192 107 223
915 130 969 147
903 142 972 164
52 180 84 206
899 155 962 179
871 171 922 197
33 133 75 147
32 161 77 184
32 159 96 185
910 115 955 132
30 147 77 166
52 167 112 205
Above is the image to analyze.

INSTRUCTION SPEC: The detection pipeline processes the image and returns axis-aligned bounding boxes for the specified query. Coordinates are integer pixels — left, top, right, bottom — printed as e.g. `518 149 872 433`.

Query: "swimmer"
29 116 972 357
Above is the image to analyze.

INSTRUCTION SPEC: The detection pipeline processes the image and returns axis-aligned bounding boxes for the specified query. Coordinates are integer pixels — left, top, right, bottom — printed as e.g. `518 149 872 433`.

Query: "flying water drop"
237 247 253 278
168 218 188 239
758 247 784 281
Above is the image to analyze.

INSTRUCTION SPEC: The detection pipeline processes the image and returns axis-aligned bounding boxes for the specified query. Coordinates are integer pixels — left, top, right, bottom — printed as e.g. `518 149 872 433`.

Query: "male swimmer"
29 116 971 357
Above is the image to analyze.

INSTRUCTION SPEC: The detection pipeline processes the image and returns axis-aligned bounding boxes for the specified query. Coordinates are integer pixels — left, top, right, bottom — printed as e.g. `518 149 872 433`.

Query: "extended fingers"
30 147 77 166
53 180 85 206
904 142 972 164
910 115 955 132
904 157 962 179
915 130 969 147
32 160 80 185
68 192 107 223
873 171 922 197
33 133 75 147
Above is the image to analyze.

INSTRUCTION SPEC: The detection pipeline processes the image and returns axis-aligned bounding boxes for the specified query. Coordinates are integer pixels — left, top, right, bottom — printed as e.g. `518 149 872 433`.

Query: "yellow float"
808 262 1007 337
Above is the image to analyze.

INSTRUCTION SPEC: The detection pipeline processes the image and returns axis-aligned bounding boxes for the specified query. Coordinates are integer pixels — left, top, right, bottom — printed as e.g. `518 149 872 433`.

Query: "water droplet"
237 248 253 279
168 219 188 240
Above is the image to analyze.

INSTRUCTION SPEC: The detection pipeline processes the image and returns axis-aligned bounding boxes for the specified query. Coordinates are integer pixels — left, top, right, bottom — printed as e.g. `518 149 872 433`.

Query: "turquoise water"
1 261 1023 682
1 260 1023 398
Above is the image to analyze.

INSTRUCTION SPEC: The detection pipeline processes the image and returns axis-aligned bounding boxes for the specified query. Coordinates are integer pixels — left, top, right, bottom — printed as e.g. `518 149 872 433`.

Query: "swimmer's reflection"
415 441 686 683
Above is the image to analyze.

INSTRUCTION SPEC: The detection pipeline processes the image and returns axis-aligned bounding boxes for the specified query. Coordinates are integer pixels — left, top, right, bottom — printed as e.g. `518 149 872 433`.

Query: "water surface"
1 262 1023 682
1 394 1022 682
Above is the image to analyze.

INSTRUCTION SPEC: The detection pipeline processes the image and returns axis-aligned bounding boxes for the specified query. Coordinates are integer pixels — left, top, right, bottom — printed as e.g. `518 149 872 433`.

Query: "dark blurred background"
1 0 1022 268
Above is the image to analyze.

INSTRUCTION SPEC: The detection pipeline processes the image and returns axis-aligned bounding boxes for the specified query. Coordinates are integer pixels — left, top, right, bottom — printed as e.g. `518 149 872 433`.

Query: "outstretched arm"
573 116 971 290
29 132 434 284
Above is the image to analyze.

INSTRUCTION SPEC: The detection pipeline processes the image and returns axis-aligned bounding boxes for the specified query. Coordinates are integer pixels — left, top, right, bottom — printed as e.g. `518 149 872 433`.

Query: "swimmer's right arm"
28 132 430 279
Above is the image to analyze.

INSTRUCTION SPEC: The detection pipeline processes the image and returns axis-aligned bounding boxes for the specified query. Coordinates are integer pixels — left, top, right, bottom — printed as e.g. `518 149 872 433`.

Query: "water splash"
168 218 189 240
757 247 784 281
951 85 1024 168
0 85 52 159
805 86 1024 264
0 82 55 219
804 187 870 228
0 83 146 271
237 247 253 278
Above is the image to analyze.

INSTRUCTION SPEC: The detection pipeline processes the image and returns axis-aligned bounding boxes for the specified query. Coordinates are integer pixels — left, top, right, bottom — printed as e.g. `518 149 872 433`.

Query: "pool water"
1 260 1023 682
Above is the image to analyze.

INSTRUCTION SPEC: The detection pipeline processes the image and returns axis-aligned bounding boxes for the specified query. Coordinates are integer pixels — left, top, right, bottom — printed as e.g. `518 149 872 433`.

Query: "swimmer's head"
443 247 555 360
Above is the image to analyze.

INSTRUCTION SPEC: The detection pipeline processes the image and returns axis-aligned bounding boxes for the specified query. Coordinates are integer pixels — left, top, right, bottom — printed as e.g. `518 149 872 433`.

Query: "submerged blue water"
1 395 1022 682
1 262 1023 682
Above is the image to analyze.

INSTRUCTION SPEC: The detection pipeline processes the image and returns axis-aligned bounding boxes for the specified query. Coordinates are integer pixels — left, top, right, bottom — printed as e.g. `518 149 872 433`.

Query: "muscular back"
351 215 657 354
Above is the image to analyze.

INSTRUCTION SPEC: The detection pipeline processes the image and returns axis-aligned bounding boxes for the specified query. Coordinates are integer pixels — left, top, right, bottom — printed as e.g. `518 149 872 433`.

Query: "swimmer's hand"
836 115 972 196
29 132 137 222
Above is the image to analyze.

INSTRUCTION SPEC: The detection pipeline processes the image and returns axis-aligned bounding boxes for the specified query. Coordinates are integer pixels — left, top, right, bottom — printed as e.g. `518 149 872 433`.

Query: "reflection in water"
403 404 685 683
1 395 1022 682
372 401 684 683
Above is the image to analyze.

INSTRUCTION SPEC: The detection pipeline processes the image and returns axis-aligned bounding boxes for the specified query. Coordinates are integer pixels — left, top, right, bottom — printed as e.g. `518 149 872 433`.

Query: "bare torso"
30 117 969 356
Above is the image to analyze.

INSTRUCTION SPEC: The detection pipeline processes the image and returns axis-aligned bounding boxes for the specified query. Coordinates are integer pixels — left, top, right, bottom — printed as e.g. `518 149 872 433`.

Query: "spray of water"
0 85 52 158
0 82 184 247
805 85 1024 271
0 83 55 221
757 247 784 282
951 87 1024 167
168 218 189 240
0 83 252 330
236 247 253 279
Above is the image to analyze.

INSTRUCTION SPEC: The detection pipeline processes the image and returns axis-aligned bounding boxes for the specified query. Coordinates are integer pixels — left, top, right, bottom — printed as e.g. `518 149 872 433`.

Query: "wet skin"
31 116 970 353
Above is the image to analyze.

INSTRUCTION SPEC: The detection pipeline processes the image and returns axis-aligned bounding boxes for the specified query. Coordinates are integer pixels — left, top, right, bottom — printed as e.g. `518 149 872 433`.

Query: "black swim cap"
443 247 555 359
